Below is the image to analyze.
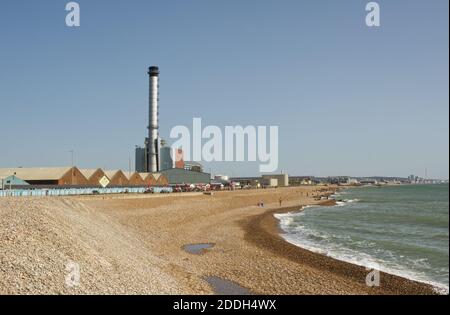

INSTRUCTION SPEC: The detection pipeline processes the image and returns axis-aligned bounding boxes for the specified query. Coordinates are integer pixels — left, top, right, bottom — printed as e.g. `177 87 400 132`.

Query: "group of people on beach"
257 197 283 208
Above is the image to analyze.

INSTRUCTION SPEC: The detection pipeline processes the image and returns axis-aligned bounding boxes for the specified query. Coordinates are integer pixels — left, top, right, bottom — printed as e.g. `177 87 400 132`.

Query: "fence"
0 186 172 197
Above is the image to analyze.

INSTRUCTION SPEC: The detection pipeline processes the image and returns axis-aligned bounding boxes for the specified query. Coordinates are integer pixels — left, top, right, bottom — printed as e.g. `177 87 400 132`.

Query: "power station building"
135 66 210 184
1 66 211 190
134 66 161 174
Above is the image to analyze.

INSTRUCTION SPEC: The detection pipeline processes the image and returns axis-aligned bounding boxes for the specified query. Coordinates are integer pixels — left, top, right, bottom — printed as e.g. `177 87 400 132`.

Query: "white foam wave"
274 210 449 295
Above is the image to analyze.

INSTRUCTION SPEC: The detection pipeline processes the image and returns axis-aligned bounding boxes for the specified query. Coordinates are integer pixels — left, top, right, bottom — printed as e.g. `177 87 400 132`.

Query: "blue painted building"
0 175 29 189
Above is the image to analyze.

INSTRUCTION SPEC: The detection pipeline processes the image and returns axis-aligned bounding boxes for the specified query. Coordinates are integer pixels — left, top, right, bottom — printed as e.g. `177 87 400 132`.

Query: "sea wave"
278 227 449 294
274 201 449 295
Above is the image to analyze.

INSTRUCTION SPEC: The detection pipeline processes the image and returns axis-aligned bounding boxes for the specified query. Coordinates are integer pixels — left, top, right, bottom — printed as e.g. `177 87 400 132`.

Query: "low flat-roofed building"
261 178 278 187
1 174 29 189
261 173 289 187
183 161 203 173
161 168 210 185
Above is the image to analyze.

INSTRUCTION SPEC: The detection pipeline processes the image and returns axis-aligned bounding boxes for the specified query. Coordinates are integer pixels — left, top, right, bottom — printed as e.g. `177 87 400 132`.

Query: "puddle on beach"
204 276 252 295
182 243 214 255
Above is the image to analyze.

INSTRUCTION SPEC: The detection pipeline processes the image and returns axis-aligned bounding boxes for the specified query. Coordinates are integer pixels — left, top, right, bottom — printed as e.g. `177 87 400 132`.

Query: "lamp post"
128 156 132 178
9 172 16 190
69 150 74 167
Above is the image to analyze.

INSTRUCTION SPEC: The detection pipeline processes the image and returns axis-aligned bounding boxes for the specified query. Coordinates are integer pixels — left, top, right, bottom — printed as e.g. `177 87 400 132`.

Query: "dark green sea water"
276 184 449 293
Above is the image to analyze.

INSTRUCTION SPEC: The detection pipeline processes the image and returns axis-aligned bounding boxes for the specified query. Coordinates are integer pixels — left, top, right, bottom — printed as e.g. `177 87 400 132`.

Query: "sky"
0 0 448 178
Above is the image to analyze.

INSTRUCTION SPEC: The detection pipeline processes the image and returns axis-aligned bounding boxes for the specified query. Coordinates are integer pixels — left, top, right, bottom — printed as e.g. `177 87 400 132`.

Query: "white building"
261 174 289 187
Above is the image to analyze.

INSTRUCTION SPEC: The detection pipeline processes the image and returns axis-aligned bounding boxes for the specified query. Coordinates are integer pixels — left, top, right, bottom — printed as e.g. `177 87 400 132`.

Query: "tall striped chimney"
147 66 159 173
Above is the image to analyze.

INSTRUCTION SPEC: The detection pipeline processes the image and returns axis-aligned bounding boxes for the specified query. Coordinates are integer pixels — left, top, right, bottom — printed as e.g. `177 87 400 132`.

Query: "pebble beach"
0 187 436 294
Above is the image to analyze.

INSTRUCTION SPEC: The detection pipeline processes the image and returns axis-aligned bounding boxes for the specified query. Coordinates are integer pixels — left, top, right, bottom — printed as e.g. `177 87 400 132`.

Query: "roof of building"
0 167 73 180
160 168 210 184
161 168 209 174
138 172 149 180
183 161 203 167
124 172 139 180
104 170 125 179
0 175 29 185
80 168 104 179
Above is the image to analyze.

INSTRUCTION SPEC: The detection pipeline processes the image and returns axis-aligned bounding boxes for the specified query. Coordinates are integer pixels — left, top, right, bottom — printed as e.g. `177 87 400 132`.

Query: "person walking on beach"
279 197 282 207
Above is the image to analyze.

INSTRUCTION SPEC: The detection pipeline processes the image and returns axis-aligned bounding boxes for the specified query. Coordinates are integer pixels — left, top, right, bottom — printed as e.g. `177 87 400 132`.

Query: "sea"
275 184 449 293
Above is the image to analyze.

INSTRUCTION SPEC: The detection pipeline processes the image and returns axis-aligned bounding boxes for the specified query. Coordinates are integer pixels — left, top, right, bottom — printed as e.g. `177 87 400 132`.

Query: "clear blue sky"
0 0 448 178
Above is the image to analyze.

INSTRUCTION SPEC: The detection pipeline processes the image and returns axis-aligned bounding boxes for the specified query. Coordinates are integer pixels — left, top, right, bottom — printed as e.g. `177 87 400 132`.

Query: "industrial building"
104 170 129 186
0 166 182 189
137 172 169 186
157 146 185 171
159 146 173 171
1 66 211 191
230 174 289 188
261 177 278 187
135 146 146 173
0 167 88 186
134 66 211 185
183 161 203 172
126 172 146 186
134 66 161 173
0 174 29 189
135 66 179 173
152 173 169 186
160 168 210 185
81 169 109 187
261 174 289 187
